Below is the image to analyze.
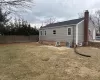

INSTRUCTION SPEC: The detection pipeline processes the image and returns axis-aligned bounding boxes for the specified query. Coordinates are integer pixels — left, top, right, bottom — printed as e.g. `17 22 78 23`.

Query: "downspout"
72 25 75 47
76 24 78 45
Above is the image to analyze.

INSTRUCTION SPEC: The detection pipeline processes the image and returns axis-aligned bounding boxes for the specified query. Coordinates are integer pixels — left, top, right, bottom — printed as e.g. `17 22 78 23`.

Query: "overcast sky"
21 0 100 28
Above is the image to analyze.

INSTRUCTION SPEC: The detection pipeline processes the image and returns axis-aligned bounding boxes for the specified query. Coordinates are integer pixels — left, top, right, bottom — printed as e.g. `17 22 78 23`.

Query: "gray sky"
21 0 100 28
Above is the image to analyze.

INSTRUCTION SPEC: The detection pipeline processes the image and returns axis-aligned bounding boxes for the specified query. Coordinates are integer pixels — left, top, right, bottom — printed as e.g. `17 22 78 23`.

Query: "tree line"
0 8 39 36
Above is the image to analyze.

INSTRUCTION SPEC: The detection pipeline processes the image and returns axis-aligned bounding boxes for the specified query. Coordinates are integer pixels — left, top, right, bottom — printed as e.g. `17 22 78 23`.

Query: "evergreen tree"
0 8 10 35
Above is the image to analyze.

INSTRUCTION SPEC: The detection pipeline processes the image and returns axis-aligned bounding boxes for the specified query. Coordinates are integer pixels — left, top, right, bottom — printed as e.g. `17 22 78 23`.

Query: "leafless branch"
0 0 34 14
45 17 56 25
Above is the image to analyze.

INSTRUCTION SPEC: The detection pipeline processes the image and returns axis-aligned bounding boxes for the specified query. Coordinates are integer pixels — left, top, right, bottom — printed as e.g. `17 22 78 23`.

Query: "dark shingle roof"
42 18 84 28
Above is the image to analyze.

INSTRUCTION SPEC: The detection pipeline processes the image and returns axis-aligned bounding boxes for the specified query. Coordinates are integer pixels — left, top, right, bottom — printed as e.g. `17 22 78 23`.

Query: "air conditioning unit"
66 42 71 47
55 42 60 47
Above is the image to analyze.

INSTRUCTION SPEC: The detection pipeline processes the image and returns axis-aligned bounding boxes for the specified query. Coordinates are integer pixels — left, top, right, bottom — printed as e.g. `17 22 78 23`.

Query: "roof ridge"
57 18 84 24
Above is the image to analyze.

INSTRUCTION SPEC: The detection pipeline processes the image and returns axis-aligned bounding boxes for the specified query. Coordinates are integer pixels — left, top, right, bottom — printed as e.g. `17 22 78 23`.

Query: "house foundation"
39 40 67 46
88 41 100 48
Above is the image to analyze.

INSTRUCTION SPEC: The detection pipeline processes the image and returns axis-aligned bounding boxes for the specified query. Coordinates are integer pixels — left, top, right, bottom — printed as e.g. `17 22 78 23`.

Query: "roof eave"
39 24 76 30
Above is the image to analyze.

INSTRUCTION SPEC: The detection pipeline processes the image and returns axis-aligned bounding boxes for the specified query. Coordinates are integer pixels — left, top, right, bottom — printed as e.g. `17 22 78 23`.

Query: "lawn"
0 42 100 80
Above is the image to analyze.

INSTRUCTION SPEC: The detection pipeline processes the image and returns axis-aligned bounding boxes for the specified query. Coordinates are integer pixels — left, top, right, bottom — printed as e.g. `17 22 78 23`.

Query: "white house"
39 10 96 46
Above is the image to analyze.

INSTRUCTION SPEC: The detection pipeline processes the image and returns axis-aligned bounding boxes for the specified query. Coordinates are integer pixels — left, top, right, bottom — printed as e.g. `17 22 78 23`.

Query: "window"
40 31 42 35
45 31 46 35
53 30 56 34
67 27 72 35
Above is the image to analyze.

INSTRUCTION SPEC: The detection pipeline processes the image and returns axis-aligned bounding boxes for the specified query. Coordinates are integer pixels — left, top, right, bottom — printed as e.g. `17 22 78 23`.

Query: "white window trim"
67 27 72 36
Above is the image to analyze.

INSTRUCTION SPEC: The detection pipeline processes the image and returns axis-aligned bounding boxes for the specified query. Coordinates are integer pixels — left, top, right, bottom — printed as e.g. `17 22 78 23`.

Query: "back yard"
0 42 100 80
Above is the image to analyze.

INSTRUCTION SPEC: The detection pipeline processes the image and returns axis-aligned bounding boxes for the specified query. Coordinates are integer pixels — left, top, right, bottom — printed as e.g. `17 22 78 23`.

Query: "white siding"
77 19 96 44
39 30 45 40
39 25 76 43
39 19 95 45
88 20 96 41
77 20 84 43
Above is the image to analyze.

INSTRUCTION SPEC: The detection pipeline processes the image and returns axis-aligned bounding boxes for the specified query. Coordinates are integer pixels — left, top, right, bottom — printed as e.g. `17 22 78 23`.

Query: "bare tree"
78 10 100 33
89 10 100 34
44 17 56 25
0 0 34 14
78 12 84 18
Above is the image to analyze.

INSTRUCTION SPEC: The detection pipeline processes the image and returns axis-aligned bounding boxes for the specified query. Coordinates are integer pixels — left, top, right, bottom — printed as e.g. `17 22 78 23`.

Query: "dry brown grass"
0 42 100 80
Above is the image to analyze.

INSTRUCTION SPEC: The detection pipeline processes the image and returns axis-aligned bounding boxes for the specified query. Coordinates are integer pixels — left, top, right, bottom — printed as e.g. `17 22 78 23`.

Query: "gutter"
40 24 76 30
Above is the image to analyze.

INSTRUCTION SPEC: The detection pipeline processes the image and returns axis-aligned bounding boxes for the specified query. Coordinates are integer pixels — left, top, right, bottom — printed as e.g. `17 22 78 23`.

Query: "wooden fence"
0 35 39 44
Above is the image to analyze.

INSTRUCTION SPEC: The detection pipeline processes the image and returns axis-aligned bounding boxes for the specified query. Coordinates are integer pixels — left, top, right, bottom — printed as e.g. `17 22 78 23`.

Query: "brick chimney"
84 10 89 46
